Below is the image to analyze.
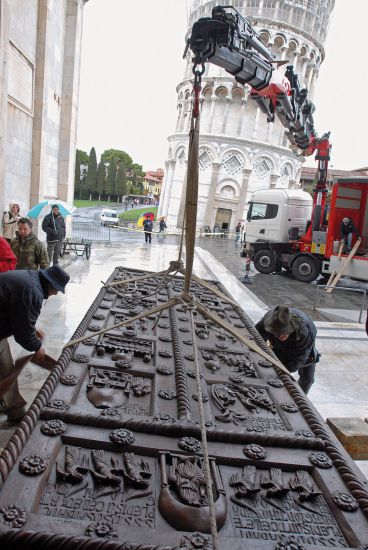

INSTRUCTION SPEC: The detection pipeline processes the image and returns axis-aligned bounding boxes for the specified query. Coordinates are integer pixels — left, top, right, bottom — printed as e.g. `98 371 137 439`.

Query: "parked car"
100 209 118 226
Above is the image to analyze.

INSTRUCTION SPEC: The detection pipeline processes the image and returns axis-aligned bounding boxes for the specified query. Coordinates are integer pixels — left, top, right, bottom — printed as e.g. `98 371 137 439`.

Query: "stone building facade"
158 0 335 232
0 0 87 226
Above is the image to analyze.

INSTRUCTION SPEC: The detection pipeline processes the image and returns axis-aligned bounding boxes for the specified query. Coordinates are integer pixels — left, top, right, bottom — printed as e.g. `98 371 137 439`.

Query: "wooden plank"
325 238 361 293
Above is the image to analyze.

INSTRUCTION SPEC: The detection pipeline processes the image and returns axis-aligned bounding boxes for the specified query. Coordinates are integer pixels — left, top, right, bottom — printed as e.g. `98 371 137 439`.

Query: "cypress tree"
106 158 117 201
115 161 127 202
97 160 106 200
86 147 98 199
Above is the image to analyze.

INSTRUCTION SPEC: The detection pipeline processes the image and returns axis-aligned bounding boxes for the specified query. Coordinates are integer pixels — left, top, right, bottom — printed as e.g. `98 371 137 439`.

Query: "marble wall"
0 0 86 227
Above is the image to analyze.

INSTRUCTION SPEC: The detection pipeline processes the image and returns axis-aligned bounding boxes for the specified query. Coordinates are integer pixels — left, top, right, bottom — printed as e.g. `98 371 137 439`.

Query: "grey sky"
77 0 367 171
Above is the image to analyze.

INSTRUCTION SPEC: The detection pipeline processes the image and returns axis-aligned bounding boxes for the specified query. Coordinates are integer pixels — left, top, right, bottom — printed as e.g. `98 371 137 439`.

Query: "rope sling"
64 62 294 550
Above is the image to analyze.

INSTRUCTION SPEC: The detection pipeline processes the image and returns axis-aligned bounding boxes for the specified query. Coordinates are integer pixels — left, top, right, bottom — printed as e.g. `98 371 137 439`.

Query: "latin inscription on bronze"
39 447 155 529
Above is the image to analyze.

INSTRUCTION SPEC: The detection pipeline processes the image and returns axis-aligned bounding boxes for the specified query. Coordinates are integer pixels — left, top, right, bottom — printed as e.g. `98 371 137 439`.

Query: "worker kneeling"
256 306 319 394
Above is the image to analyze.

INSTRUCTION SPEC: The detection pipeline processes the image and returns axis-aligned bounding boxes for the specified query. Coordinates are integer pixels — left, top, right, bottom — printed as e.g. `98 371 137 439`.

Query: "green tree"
115 161 128 202
85 147 98 199
77 149 89 165
106 158 117 200
74 149 81 199
101 149 133 170
97 160 106 200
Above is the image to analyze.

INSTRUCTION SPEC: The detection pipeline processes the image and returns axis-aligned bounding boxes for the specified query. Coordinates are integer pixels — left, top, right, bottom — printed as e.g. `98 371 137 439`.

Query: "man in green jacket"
11 218 49 270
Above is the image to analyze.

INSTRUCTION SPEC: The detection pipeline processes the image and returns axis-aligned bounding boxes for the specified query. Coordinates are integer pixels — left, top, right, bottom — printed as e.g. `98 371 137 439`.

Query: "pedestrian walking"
0 236 17 273
159 218 167 235
0 265 70 421
235 222 242 244
143 215 153 244
11 217 49 270
340 217 360 252
41 204 66 265
255 305 319 394
2 202 21 242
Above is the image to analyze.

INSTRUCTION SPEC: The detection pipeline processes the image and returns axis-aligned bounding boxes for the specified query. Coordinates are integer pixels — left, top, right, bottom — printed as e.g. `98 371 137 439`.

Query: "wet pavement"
198 236 367 323
1 224 368 477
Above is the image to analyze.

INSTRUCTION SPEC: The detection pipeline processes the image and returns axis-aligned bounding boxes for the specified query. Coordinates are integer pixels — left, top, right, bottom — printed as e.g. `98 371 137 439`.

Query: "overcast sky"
77 0 368 171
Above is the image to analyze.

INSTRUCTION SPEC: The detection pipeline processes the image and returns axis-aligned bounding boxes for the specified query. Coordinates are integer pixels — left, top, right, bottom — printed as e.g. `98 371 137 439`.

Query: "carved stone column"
236 168 252 220
270 174 279 189
30 0 49 208
158 159 176 219
221 93 232 134
57 0 84 204
0 0 11 219
288 179 299 189
208 93 217 134
203 162 222 227
238 89 250 137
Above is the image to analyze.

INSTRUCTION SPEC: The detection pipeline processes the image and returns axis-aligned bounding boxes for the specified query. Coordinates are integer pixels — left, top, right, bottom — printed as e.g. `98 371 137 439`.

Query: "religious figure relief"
86 366 151 410
201 350 256 378
229 466 261 512
228 465 348 546
212 383 276 425
98 333 154 362
158 453 226 532
55 446 152 501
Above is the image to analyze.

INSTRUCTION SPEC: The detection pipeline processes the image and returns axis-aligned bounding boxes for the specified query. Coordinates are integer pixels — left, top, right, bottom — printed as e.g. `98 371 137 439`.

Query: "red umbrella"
142 212 155 220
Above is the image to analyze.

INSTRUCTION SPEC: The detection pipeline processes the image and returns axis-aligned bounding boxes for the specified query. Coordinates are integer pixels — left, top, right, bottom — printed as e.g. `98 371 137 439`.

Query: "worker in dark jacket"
0 265 70 421
340 217 360 253
256 305 318 394
41 205 66 266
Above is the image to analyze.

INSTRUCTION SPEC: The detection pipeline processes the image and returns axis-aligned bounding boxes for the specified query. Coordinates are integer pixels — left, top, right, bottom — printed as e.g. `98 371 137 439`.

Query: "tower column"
0 0 11 218
208 92 217 134
236 168 252 220
270 174 280 188
158 159 176 219
203 162 222 227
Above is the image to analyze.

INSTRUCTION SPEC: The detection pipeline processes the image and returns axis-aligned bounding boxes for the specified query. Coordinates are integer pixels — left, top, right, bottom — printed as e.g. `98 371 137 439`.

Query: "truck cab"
245 188 312 243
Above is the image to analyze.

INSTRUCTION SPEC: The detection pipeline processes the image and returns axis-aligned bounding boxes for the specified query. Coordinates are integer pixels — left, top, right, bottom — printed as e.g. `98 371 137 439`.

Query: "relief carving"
227 465 348 547
201 350 256 378
212 384 280 430
41 447 155 528
158 453 226 532
86 367 151 411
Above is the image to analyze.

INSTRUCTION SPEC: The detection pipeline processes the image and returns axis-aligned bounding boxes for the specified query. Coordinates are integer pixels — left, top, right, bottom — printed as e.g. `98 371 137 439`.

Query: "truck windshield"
247 202 278 221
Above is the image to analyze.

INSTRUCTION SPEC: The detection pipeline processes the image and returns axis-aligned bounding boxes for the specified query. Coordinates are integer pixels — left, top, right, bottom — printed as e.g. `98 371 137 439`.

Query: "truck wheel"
292 256 319 283
253 250 276 274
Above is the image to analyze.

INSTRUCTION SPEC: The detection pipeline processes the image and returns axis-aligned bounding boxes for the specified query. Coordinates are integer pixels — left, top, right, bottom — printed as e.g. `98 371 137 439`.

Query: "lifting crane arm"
186 4 331 234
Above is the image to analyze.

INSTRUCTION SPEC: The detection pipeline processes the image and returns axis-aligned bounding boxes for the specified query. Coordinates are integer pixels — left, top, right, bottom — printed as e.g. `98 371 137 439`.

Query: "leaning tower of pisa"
158 0 335 232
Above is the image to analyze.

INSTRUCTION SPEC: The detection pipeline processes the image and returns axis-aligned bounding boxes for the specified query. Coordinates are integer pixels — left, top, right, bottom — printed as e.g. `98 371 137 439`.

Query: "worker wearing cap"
340 217 360 253
255 306 318 394
0 265 70 421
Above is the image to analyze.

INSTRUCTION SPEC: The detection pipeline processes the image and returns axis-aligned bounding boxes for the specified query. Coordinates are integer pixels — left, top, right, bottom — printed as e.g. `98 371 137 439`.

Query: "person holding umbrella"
143 214 154 244
42 205 66 265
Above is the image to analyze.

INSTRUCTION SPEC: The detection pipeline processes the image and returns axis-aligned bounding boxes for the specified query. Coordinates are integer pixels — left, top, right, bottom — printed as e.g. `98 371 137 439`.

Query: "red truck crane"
187 5 367 283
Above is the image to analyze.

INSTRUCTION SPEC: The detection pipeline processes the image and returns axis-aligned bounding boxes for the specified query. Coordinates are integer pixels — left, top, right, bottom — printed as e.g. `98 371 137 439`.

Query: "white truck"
243 188 314 278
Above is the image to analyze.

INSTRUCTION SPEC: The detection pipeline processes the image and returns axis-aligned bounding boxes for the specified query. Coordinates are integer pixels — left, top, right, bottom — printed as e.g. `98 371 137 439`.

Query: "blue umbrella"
26 199 75 218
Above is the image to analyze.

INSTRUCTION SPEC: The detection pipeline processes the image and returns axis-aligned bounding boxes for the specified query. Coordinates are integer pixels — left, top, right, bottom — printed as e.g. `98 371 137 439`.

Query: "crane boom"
187 4 331 235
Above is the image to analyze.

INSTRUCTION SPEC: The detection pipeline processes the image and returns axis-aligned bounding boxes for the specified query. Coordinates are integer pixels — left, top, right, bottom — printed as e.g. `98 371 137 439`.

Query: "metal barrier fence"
313 284 367 323
71 221 111 243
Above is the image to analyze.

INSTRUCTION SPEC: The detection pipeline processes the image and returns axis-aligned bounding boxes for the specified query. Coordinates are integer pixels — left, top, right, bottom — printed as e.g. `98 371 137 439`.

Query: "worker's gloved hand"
33 346 46 362
36 328 45 341
340 239 344 244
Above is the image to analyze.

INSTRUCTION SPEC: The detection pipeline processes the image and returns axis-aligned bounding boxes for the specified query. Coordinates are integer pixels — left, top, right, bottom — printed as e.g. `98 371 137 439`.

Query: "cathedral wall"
0 0 85 227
